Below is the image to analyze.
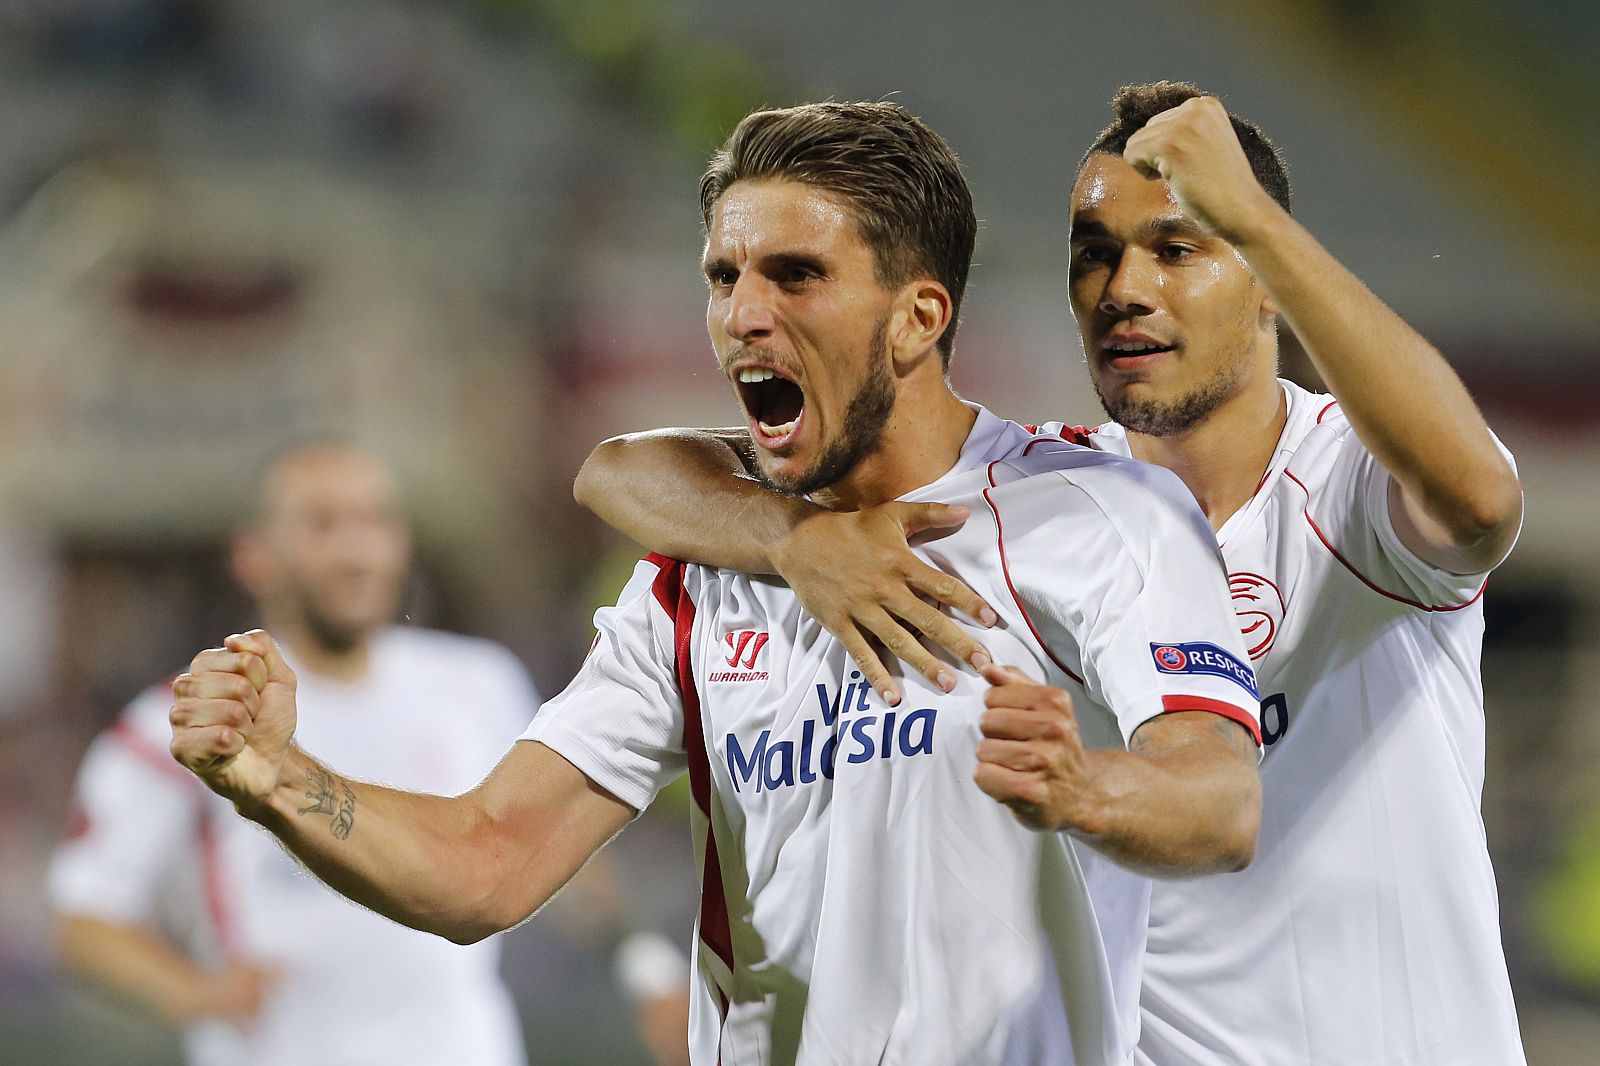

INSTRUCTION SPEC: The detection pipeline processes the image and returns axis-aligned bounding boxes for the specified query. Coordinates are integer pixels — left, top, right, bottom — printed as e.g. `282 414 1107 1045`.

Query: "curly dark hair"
700 101 977 367
1082 81 1292 213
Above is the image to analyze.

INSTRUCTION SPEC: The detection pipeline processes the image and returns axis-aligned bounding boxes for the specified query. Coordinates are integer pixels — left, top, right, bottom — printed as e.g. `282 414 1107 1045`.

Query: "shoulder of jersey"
990 438 1193 509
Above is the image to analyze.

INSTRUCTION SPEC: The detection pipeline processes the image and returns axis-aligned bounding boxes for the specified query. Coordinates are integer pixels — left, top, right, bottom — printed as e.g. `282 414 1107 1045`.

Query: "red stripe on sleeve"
1160 694 1263 747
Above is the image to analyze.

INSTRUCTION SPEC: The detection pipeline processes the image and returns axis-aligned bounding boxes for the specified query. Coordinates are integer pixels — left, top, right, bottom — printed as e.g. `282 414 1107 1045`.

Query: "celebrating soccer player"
169 102 1263 1065
577 84 1527 1065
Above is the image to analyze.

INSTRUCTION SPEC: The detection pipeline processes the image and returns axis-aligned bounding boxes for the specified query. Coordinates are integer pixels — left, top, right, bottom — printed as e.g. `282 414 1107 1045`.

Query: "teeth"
1109 341 1164 353
757 418 799 437
738 367 777 383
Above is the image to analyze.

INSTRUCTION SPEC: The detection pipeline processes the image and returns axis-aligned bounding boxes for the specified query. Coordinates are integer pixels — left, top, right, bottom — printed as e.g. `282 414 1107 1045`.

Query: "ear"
889 280 954 370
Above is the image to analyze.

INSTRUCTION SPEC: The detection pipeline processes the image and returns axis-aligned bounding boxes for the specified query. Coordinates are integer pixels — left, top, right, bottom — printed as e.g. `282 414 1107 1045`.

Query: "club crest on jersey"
1149 641 1259 700
1229 571 1285 661
723 670 938 794
711 630 770 683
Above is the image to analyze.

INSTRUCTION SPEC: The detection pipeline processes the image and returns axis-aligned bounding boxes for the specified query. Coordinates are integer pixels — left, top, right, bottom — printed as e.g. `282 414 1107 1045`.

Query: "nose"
725 273 776 344
1098 250 1160 318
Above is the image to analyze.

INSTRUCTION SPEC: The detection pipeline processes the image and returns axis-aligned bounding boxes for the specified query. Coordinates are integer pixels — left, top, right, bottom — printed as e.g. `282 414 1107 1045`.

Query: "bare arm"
1127 97 1522 573
577 430 998 704
240 741 633 944
56 914 272 1026
974 664 1260 878
171 632 634 946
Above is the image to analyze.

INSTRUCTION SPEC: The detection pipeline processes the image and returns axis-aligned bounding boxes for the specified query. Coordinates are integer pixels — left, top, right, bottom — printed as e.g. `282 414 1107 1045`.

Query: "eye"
1158 243 1197 262
706 266 737 289
776 264 820 287
1072 244 1115 266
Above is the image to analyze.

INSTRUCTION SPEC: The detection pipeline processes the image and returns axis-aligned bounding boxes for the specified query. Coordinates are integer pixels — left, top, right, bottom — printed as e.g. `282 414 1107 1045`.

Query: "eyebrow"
1070 214 1211 243
702 251 830 279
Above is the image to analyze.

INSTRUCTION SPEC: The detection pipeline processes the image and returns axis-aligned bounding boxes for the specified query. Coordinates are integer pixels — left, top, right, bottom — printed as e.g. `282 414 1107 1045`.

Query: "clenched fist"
170 630 298 809
972 662 1106 834
1122 95 1281 246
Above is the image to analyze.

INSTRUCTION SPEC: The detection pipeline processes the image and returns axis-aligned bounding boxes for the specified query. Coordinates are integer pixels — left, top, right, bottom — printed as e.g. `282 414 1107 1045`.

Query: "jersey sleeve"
1302 412 1521 606
48 695 204 924
995 460 1262 748
519 557 688 812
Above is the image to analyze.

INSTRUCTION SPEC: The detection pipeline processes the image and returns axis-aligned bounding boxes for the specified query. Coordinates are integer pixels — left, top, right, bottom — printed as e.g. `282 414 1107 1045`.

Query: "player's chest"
688 588 985 821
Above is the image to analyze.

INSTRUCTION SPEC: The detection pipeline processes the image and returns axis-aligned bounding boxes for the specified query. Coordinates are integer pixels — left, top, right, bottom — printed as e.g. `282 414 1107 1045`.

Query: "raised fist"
170 630 298 809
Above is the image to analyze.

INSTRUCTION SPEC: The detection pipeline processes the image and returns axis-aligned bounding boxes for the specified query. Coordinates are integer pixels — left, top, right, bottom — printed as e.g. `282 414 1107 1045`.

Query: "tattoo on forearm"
297 767 357 840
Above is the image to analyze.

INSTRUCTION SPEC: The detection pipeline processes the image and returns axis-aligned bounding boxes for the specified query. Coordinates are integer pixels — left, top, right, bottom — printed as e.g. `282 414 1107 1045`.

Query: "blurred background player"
574 83 1527 1065
48 442 539 1066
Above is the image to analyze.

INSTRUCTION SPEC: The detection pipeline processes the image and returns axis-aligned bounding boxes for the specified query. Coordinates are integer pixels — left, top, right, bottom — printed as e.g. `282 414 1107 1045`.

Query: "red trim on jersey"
1282 471 1487 613
1022 424 1095 448
108 719 196 786
1316 400 1340 424
1160 694 1263 747
980 462 1085 684
107 717 236 952
195 808 236 955
647 555 736 1024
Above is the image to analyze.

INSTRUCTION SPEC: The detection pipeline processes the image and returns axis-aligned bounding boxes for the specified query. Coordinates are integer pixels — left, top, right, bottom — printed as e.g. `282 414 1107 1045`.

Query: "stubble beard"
1093 342 1251 439
757 325 896 498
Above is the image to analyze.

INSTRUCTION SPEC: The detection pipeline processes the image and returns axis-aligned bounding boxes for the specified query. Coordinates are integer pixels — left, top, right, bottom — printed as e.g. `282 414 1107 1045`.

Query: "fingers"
186 649 268 695
979 661 1034 687
891 501 971 537
886 596 991 675
170 723 245 773
833 625 904 708
854 608 953 699
172 669 261 718
223 630 295 687
975 737 1051 773
972 762 1048 829
902 556 998 629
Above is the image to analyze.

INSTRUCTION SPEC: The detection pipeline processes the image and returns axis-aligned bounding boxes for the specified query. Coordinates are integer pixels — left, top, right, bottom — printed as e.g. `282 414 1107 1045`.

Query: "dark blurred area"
0 1 1596 1062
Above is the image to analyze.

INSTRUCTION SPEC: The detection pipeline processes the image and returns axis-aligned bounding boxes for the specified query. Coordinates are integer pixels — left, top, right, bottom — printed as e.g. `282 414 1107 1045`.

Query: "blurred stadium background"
0 0 1596 1062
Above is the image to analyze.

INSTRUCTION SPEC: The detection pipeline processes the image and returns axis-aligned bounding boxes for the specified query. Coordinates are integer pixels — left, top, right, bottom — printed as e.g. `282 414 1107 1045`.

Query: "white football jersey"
50 627 537 1066
525 406 1262 1066
1043 379 1525 1065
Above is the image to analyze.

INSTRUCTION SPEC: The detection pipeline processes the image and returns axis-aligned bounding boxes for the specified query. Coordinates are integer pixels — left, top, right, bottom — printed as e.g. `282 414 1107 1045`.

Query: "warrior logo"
711 631 770 683
724 631 769 669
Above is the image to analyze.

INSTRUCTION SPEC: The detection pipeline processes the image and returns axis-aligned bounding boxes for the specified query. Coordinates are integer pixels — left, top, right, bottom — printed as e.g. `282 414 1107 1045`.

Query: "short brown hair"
1082 81 1292 213
700 101 977 367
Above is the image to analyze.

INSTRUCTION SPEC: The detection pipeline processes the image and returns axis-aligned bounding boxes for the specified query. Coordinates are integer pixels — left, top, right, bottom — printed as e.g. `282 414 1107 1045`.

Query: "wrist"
1058 752 1121 838
235 748 305 826
1219 190 1291 250
765 498 829 576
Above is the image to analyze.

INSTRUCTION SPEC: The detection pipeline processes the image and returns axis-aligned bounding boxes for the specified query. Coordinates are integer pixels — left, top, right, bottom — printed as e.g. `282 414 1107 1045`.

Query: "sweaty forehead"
705 179 859 259
1070 153 1182 225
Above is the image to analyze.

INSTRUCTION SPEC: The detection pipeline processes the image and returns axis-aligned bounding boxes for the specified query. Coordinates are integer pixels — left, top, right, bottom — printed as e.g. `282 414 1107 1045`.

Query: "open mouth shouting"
735 363 808 448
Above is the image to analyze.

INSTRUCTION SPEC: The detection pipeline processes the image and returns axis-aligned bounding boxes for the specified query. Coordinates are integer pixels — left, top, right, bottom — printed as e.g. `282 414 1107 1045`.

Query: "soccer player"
575 84 1527 1065
167 102 1263 1066
52 443 537 1066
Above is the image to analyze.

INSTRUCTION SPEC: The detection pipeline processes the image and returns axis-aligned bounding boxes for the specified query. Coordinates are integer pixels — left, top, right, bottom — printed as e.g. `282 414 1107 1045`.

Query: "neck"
1125 368 1287 531
812 378 976 512
267 616 375 683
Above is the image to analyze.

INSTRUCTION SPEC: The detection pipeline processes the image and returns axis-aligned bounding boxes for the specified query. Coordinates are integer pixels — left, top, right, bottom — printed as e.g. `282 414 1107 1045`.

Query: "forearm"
57 915 214 1024
241 748 524 944
1234 203 1520 542
1074 722 1260 878
575 429 819 573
